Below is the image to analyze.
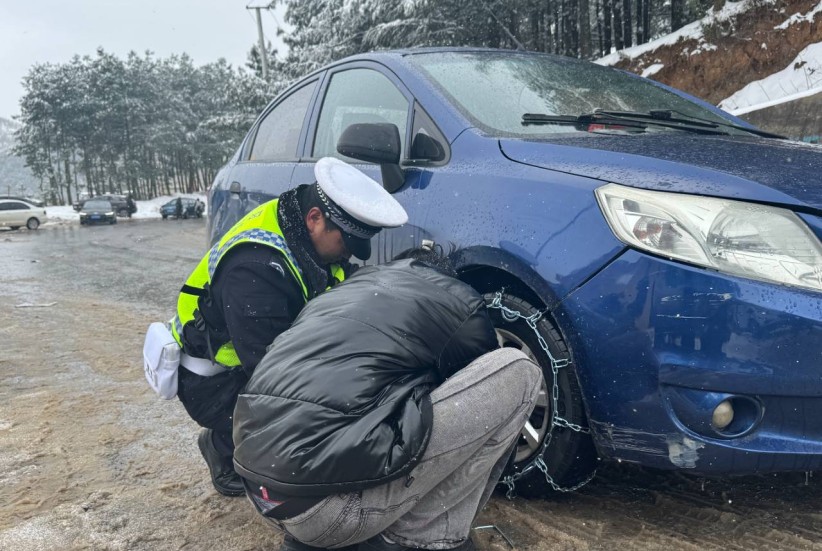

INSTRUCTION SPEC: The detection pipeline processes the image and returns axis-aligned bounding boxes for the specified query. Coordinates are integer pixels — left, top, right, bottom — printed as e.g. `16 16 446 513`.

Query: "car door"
293 62 443 265
234 78 323 196
0 201 12 226
4 201 30 226
211 79 323 240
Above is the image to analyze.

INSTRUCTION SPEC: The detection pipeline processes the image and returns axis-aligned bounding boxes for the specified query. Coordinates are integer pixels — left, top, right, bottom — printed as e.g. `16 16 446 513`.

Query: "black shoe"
197 429 245 497
358 534 475 551
280 534 358 551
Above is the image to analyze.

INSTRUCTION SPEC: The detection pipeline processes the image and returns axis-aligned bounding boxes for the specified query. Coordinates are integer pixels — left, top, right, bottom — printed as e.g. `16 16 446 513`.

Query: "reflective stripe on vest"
170 199 344 370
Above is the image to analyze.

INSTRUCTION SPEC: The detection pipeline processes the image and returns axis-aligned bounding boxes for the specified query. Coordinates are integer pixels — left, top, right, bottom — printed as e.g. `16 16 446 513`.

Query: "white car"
0 198 48 230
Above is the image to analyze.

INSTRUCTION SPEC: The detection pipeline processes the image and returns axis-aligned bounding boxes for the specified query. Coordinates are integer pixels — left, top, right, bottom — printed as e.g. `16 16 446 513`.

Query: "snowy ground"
45 194 207 225
3 221 822 550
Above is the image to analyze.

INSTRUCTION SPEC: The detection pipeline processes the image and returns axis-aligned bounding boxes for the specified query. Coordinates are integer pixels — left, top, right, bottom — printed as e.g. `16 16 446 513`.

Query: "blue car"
208 48 822 495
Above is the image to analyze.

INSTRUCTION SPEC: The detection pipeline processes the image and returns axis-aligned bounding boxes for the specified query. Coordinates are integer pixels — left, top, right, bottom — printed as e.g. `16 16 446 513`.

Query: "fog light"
712 400 734 429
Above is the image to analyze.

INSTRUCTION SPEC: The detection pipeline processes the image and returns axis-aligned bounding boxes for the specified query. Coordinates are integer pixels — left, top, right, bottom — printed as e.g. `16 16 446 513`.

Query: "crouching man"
232 248 541 551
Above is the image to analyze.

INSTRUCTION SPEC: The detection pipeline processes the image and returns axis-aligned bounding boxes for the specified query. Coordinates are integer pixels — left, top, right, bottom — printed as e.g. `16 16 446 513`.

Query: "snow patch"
641 63 665 77
689 43 718 56
774 1 822 29
719 41 822 113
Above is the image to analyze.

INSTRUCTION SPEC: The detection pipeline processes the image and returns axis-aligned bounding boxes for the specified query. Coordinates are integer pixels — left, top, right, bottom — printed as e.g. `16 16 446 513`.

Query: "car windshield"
408 52 747 138
84 200 112 211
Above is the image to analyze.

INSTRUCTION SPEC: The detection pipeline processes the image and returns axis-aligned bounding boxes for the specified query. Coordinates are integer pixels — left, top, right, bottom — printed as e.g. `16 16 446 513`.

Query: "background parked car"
160 198 203 219
208 48 822 495
0 195 45 207
79 199 117 225
0 198 48 230
73 194 136 217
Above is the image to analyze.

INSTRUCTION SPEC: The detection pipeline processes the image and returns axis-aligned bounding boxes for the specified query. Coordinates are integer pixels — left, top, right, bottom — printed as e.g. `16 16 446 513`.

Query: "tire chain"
487 291 597 496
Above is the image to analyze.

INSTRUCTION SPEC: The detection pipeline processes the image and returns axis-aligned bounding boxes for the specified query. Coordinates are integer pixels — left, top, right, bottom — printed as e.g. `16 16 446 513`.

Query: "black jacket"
182 244 307 375
181 186 353 376
232 259 499 497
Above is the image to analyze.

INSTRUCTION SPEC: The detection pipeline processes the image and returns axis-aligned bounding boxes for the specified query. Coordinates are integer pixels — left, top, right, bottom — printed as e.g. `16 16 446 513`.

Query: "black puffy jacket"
232 259 498 497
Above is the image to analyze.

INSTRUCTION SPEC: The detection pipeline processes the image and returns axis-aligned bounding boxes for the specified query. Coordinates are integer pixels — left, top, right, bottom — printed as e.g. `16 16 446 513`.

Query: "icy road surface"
1 220 821 550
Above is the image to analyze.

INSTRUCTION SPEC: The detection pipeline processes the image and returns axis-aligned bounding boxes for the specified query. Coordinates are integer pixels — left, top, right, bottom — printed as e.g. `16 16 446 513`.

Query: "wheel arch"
452 245 558 310
453 245 593 417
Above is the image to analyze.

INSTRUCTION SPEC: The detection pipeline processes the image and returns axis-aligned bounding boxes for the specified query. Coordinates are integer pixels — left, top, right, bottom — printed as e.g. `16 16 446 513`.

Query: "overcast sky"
0 0 287 120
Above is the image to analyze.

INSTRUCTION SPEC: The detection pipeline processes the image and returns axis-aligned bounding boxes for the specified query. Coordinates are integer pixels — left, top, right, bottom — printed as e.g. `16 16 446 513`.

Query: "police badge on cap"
314 157 408 260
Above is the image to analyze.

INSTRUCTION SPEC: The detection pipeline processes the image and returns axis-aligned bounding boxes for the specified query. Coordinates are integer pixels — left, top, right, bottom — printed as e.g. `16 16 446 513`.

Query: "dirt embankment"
613 0 822 105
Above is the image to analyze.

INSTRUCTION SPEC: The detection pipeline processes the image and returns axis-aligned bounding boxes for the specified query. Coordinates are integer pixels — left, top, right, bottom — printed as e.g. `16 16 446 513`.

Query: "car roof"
290 47 571 82
0 197 37 206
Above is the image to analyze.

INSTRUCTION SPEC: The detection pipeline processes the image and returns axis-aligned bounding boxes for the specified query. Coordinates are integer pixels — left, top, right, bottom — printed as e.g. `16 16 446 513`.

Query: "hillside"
597 0 822 138
0 116 39 197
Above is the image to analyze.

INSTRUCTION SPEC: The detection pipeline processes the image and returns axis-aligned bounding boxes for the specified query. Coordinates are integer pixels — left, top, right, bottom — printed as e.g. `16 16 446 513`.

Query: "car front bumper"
80 214 115 224
559 249 822 474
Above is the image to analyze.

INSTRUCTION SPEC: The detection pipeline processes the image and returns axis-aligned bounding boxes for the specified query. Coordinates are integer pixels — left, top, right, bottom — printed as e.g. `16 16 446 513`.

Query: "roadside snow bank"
45 194 207 225
720 41 822 114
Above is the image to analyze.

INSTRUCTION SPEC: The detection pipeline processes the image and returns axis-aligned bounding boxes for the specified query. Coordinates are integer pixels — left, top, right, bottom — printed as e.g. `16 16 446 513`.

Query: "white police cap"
315 157 408 228
314 157 408 260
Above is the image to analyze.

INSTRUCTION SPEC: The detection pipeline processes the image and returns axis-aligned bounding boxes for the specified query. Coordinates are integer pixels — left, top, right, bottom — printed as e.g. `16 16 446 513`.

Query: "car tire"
111 218 117 225
117 208 129 218
26 218 40 230
162 215 167 220
484 292 597 496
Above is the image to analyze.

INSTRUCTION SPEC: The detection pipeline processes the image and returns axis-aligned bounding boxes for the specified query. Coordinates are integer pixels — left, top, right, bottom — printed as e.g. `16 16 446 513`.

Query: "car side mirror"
337 123 405 193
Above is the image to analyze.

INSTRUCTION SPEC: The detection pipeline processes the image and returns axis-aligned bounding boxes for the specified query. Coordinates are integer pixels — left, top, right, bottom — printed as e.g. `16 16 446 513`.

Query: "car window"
3 202 30 210
409 52 745 137
410 103 447 163
312 68 410 160
249 81 317 162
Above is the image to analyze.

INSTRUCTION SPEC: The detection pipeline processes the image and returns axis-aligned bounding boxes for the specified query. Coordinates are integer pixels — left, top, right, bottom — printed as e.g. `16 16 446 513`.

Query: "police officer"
172 157 408 496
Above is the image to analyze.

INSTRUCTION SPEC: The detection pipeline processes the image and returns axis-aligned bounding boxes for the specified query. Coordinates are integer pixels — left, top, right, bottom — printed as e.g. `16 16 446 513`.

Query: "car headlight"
595 183 822 292
106 212 115 216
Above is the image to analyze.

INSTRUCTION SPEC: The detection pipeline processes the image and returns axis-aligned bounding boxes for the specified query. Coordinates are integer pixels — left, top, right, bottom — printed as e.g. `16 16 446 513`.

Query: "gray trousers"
271 348 542 550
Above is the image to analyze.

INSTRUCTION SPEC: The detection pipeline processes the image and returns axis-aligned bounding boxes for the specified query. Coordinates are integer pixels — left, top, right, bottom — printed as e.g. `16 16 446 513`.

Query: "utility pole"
247 1 272 80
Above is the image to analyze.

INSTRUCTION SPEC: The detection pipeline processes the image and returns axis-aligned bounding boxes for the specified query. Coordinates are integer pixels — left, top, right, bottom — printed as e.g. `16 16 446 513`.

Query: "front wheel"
484 292 597 496
26 218 40 230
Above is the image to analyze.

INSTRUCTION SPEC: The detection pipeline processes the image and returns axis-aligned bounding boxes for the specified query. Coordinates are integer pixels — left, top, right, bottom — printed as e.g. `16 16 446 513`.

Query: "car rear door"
210 78 324 240
0 201 12 226
5 201 30 226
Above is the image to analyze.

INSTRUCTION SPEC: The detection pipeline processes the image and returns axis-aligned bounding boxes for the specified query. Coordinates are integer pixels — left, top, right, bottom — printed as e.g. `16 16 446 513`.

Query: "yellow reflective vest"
171 199 345 369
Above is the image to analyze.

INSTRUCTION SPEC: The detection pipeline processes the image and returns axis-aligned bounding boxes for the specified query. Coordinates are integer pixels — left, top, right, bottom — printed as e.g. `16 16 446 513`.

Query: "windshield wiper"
595 109 786 139
522 112 729 135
